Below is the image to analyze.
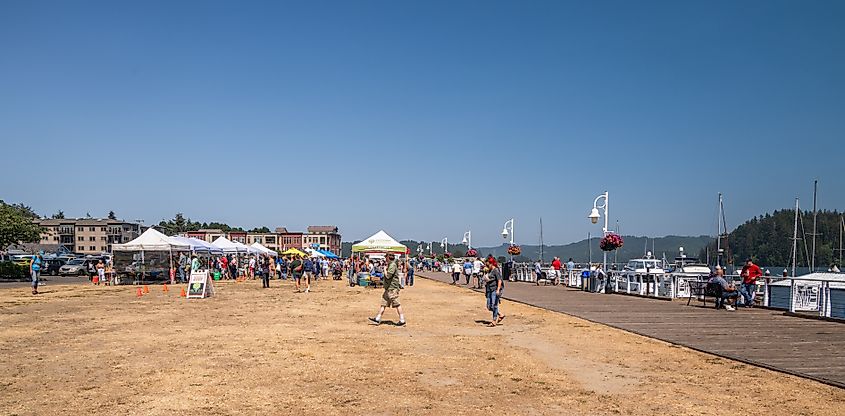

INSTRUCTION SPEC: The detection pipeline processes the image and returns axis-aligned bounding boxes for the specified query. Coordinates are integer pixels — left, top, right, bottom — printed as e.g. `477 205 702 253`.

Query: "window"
53 236 59 241
78 236 84 241
88 227 95 232
77 246 84 251
101 236 107 241
77 227 84 231
101 246 107 251
89 246 96 251
101 227 106 232
89 236 96 241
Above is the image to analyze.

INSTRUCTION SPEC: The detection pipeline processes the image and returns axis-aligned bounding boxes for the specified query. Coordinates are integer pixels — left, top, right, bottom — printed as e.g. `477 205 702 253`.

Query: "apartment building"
36 218 142 255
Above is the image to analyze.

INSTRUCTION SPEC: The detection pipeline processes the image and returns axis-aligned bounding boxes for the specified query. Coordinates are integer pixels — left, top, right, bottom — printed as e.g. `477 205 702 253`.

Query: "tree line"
698 209 844 268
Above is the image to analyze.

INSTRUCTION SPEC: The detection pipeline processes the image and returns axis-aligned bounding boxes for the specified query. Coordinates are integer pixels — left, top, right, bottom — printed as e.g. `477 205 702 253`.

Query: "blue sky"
1 1 843 245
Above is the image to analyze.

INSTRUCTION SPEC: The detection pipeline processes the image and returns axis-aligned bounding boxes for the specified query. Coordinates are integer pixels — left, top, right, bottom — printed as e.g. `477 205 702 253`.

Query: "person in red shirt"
219 255 229 279
739 258 762 307
551 257 562 285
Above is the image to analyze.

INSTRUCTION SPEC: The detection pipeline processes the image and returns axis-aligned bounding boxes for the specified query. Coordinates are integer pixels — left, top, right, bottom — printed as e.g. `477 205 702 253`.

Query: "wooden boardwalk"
419 271 845 389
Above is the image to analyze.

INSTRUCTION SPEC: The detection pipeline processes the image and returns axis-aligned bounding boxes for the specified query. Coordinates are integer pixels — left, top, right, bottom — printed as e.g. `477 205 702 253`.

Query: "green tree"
108 210 117 220
0 201 43 250
249 226 271 233
51 210 65 219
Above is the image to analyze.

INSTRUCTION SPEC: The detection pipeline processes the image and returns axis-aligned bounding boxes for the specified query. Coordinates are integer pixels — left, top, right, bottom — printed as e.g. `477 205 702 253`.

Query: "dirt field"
1 276 842 416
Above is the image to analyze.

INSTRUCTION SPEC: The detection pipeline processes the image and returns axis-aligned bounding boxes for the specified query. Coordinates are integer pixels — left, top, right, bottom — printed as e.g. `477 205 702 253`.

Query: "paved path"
419 271 845 389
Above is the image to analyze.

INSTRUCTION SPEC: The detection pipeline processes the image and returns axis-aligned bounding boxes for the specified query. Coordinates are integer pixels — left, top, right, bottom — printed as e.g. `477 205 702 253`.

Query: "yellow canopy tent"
281 248 307 257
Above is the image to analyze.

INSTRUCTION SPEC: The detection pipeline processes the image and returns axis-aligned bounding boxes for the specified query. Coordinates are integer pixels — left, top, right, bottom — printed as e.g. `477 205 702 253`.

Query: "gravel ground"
0 277 842 415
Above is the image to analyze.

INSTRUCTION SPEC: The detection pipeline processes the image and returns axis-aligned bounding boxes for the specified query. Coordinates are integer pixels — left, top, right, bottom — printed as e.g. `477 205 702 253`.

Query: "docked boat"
666 256 712 298
616 252 670 296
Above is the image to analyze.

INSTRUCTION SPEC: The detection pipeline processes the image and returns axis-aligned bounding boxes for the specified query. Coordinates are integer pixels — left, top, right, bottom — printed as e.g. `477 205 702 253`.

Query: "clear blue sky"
1 1 843 246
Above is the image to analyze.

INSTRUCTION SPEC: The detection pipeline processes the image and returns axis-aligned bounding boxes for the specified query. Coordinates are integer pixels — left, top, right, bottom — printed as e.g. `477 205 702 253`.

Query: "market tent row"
351 230 407 254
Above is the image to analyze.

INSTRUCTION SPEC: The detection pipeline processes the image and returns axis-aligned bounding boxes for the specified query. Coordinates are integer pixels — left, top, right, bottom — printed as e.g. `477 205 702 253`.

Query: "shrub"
0 261 29 280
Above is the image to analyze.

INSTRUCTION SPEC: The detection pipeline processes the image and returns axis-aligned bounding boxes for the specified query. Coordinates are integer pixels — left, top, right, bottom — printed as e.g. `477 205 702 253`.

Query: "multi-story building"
185 229 226 243
277 227 304 253
36 218 142 255
304 226 342 255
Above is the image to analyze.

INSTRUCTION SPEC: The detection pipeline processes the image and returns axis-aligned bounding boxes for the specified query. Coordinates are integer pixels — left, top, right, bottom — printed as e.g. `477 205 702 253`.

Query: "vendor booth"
350 230 407 287
112 228 191 284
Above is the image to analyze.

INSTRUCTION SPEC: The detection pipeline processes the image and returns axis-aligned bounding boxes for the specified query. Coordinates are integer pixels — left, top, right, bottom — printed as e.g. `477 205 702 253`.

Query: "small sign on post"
187 271 214 299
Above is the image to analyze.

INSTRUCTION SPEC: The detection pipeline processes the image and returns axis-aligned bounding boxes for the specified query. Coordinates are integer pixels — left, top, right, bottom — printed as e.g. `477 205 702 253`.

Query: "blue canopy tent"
317 249 339 259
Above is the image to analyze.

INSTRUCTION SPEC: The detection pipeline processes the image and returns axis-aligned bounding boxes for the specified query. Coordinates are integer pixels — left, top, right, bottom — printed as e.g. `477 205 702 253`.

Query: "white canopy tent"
113 228 191 252
111 228 191 284
305 248 326 257
169 236 223 255
250 242 277 256
351 230 407 254
212 236 248 254
233 241 261 254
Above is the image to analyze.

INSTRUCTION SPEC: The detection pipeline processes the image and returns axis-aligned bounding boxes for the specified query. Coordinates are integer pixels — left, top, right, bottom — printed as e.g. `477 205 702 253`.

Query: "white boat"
617 253 670 296
667 256 712 298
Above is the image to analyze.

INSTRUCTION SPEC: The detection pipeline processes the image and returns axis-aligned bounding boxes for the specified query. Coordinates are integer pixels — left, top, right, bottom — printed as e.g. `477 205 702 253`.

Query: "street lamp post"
462 231 472 251
588 191 610 273
502 218 515 261
441 237 448 256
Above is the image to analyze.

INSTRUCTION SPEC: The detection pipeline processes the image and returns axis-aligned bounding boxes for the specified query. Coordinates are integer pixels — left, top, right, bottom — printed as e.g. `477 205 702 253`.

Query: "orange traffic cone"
143 285 150 294
136 287 143 298
163 283 169 293
180 287 187 297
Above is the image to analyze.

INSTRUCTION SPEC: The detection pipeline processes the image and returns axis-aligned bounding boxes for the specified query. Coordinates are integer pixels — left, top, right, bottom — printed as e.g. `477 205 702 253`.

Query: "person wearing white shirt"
450 261 462 285
472 258 484 289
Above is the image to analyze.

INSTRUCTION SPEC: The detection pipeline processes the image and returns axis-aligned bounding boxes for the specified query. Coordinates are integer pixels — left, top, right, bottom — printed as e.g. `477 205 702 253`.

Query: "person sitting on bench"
708 266 739 311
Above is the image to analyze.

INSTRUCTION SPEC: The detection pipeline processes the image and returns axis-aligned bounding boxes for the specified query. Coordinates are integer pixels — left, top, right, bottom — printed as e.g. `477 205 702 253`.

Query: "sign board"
187 270 214 299
792 282 820 311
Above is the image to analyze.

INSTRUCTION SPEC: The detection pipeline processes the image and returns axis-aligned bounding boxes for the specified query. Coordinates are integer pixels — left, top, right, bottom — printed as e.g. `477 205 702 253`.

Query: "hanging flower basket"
507 245 521 256
465 248 478 257
599 233 624 252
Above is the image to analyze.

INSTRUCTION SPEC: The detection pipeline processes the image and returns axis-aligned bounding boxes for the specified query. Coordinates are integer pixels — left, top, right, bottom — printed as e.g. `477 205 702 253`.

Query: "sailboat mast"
539 217 544 263
717 193 723 267
811 180 818 272
792 198 799 277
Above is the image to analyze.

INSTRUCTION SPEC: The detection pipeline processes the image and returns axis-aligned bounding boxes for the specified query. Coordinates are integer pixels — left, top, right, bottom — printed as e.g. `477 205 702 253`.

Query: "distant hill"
343 235 713 264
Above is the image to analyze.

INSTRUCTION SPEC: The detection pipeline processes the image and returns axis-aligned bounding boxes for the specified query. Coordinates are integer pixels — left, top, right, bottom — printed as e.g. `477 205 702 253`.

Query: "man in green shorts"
290 255 305 292
368 253 406 326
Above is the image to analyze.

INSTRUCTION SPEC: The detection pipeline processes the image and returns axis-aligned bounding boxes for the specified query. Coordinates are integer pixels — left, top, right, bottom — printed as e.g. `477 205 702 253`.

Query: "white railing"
778 276 839 318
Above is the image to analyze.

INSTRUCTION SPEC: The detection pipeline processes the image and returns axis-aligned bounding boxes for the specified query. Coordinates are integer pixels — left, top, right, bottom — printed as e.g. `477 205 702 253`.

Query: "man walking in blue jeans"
29 251 43 295
484 259 505 327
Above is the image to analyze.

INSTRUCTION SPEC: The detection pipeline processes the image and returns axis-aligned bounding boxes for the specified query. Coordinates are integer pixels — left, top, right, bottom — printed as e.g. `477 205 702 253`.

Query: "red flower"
599 233 624 252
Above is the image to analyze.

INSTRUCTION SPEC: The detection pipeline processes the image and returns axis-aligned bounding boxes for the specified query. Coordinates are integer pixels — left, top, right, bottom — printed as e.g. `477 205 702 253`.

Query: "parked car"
42 258 67 276
59 258 91 276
